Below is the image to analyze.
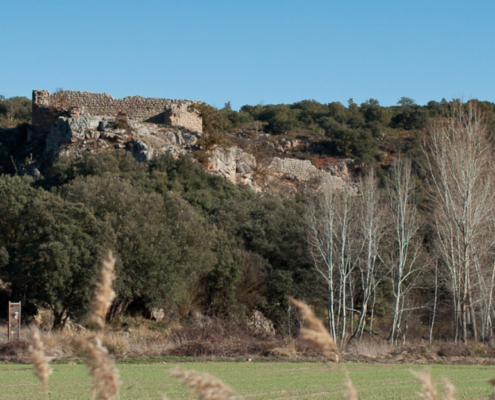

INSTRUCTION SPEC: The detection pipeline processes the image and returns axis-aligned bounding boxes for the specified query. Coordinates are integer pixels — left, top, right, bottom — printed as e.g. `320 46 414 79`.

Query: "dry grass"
29 327 52 392
288 297 339 362
37 327 173 359
90 251 116 331
170 367 241 400
268 339 297 358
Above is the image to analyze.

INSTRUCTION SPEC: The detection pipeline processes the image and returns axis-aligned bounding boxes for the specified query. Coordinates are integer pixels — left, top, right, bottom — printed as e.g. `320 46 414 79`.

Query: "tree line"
0 151 314 329
307 101 495 345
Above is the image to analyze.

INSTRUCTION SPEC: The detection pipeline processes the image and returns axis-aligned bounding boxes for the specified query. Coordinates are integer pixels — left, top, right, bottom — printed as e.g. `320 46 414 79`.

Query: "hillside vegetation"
1 96 495 348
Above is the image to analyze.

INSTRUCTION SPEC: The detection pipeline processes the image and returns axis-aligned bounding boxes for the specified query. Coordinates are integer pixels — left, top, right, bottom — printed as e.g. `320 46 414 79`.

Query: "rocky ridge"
15 114 353 191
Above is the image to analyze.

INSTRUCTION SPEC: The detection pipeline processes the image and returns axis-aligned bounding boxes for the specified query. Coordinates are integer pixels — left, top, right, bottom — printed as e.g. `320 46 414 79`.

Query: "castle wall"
32 90 202 133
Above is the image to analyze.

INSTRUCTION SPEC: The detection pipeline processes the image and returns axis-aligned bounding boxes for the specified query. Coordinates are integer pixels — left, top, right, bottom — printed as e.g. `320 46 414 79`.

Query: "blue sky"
1 1 494 110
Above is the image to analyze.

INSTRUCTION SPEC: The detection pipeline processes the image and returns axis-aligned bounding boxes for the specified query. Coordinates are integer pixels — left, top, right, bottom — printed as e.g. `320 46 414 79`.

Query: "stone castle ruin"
32 90 202 133
27 90 348 193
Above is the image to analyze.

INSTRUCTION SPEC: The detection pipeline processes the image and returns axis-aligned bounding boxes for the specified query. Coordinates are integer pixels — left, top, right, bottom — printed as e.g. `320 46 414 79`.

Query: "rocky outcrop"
247 310 275 336
267 158 346 190
37 113 351 193
207 147 257 187
323 159 354 180
206 146 347 192
45 113 201 161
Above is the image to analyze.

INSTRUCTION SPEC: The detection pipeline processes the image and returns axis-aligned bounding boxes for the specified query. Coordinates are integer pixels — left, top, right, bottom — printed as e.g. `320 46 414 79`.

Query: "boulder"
247 310 275 336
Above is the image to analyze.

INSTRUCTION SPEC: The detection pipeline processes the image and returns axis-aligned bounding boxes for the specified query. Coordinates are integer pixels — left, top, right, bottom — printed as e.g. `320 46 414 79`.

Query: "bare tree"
470 231 495 342
308 185 339 341
308 184 360 344
350 170 386 343
424 101 494 343
386 157 423 344
429 261 438 343
333 188 361 343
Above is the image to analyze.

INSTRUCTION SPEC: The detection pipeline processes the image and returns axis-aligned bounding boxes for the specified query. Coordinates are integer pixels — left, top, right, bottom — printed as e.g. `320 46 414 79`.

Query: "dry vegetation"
288 296 339 362
0 251 491 399
29 327 52 393
170 368 240 400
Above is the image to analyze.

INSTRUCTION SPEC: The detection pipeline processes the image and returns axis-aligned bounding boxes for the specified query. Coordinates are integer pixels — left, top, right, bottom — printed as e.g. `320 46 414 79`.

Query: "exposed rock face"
45 113 200 161
207 147 257 187
206 146 347 192
45 115 114 156
37 113 351 193
323 159 354 180
267 158 346 190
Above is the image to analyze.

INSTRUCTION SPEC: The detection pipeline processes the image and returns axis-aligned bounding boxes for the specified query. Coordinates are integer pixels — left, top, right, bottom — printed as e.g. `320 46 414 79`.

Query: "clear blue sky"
1 1 494 110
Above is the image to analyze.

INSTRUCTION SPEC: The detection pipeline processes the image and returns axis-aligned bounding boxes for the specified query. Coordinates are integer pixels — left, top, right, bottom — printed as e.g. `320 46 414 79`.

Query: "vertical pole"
18 302 21 340
7 301 11 342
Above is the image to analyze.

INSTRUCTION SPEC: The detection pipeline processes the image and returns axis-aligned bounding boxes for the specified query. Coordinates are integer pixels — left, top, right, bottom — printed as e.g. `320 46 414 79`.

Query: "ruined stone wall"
32 90 202 133
164 102 203 133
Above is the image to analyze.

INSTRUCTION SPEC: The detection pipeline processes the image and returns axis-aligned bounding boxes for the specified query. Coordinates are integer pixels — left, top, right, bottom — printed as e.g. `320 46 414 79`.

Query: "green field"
0 362 494 399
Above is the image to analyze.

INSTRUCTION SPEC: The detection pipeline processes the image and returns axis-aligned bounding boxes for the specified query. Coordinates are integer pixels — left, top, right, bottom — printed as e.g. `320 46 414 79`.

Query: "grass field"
0 361 494 399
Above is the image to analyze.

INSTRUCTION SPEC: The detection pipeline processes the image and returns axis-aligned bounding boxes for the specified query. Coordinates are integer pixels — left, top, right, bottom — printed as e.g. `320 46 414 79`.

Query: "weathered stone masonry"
32 90 202 133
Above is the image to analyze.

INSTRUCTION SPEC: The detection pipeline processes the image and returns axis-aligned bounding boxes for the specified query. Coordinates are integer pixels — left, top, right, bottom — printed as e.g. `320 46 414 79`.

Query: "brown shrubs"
0 339 30 362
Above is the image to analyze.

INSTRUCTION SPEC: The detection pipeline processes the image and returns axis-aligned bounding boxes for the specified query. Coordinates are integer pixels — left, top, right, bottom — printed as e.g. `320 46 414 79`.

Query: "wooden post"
8 301 21 341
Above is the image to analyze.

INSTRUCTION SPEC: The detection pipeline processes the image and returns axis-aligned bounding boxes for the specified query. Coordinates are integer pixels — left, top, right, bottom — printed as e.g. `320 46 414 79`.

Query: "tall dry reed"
29 327 52 393
79 337 121 400
288 297 339 362
443 378 456 400
412 369 438 400
90 251 116 331
343 375 358 400
170 367 241 400
78 250 121 400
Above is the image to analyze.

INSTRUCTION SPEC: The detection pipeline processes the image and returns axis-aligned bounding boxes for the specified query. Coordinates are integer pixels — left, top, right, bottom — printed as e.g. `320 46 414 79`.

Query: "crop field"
0 361 494 400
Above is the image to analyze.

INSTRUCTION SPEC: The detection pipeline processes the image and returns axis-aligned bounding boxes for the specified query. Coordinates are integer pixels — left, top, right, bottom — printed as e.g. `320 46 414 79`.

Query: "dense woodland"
1 95 495 346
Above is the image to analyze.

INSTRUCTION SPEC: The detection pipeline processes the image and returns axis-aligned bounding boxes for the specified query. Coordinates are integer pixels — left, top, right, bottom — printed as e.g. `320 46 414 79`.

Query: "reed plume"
170 367 241 400
412 369 438 400
288 297 339 362
29 327 52 392
343 374 358 400
79 337 121 400
90 251 116 330
442 378 456 400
